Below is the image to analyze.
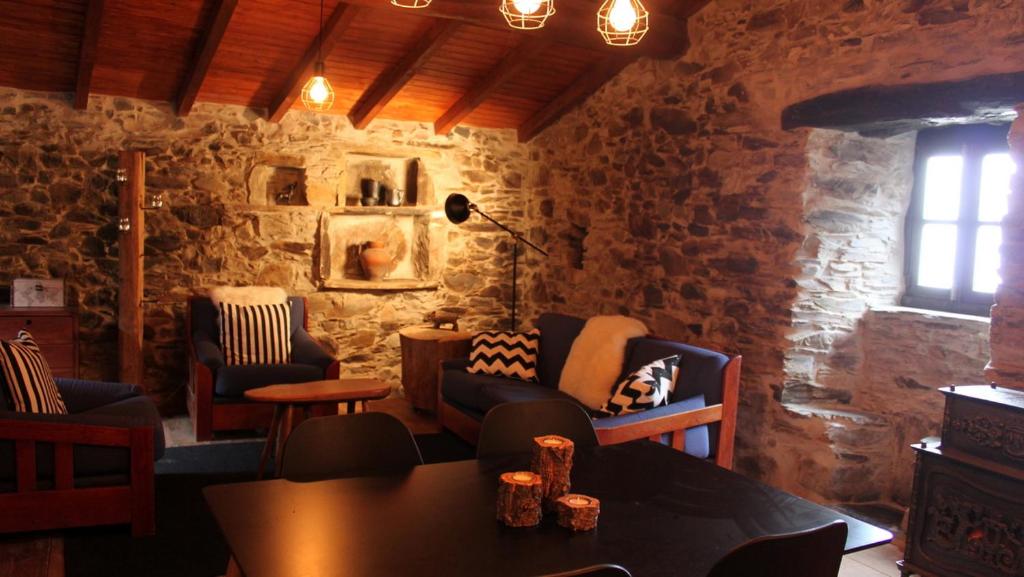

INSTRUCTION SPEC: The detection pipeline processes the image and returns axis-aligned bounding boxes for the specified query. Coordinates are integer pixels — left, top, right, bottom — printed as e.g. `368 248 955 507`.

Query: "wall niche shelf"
332 206 437 217
320 279 440 291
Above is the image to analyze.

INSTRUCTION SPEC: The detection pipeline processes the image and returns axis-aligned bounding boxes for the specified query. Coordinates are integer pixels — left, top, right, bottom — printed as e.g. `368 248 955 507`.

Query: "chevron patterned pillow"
467 330 540 382
598 355 680 417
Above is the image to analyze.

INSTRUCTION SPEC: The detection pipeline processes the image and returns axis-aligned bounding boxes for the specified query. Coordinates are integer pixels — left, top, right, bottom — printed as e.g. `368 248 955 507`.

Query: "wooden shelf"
331 206 438 217
321 278 440 291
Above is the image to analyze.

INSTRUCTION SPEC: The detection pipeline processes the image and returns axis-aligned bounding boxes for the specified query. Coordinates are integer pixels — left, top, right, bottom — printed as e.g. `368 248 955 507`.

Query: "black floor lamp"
444 193 548 331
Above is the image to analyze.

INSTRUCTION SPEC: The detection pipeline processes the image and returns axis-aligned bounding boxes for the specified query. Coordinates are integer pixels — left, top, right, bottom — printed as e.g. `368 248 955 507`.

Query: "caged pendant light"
301 0 336 112
391 0 432 7
597 0 649 46
499 0 556 30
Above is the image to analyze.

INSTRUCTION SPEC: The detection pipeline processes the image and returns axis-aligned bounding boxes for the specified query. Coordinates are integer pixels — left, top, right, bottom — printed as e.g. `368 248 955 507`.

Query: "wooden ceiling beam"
434 39 552 135
74 0 105 110
341 0 689 59
349 20 461 130
176 0 238 117
517 54 632 143
267 3 361 123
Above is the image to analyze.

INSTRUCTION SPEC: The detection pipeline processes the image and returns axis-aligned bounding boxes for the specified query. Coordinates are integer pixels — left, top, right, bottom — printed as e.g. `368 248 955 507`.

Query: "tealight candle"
496 471 543 527
530 435 574 509
555 493 600 531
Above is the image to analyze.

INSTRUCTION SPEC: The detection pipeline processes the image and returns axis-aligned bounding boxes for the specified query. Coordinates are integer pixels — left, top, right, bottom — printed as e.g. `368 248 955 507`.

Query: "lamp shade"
444 194 472 224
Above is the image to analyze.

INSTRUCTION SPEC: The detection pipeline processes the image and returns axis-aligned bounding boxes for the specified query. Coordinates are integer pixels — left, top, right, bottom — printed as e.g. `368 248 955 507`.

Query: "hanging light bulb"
301 0 336 112
500 0 555 30
391 0 431 7
597 0 649 46
301 62 335 111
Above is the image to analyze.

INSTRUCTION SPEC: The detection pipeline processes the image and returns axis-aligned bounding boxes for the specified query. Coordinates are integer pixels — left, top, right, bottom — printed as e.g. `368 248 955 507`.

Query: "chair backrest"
706 520 848 577
280 413 423 482
476 399 599 459
539 564 632 577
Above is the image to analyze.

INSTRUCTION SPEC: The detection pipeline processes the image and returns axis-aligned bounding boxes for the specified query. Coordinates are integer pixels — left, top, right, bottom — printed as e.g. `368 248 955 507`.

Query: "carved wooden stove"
900 385 1024 577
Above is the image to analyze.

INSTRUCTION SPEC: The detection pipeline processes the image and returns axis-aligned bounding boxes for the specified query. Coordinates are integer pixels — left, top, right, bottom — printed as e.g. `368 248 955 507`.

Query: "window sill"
870 304 991 324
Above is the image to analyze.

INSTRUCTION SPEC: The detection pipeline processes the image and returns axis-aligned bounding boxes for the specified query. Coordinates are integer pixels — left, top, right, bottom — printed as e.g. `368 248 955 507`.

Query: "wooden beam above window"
74 0 106 110
176 0 238 117
349 20 461 130
267 3 361 123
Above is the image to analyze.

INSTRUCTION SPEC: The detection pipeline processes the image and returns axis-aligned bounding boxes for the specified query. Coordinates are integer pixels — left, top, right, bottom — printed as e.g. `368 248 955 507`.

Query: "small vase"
360 241 390 281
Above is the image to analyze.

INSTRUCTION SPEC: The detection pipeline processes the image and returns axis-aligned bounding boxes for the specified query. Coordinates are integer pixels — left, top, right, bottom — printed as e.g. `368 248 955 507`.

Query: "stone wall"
0 88 529 410
521 0 1021 519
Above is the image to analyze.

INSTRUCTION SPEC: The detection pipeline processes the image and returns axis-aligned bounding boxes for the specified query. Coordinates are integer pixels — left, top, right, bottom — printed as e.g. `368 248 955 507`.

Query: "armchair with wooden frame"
187 296 340 441
0 378 163 536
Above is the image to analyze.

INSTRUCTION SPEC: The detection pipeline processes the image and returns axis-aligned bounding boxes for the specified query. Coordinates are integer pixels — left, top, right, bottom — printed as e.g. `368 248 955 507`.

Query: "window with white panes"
903 124 1017 316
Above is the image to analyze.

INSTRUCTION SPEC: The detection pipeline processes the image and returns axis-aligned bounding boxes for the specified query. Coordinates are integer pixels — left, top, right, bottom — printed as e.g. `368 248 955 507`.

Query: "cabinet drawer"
36 343 75 369
0 316 74 342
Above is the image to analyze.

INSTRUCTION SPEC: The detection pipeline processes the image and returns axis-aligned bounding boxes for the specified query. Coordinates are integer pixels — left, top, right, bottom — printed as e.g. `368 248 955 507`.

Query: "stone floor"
1 397 904 576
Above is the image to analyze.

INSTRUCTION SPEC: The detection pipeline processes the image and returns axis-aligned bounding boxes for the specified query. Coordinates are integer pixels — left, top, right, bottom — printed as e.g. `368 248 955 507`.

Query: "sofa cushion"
533 313 586 390
441 369 520 412
467 330 539 382
0 330 67 414
477 381 586 414
190 296 305 343
594 394 710 459
214 363 324 398
600 355 680 416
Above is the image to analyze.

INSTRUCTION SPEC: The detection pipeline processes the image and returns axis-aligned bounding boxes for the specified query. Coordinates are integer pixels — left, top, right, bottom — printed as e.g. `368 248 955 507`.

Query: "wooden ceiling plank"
339 0 688 59
176 0 238 117
267 2 361 123
348 19 461 129
517 54 632 143
434 38 551 135
74 0 105 110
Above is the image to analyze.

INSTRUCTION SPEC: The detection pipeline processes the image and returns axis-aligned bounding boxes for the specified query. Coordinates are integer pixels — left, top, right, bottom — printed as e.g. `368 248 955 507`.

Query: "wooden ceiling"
0 0 708 141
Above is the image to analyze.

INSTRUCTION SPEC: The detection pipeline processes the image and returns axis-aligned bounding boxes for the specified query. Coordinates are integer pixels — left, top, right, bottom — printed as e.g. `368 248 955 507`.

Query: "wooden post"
118 151 145 388
986 105 1024 389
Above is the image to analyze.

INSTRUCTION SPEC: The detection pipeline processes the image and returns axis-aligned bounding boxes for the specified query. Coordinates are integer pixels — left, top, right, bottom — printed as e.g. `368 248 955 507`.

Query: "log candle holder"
530 435 574 508
555 494 601 531
496 471 543 527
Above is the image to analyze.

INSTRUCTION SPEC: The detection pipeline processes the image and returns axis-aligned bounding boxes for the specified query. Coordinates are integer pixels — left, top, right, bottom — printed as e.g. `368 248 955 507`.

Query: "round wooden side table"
399 327 472 413
244 378 391 479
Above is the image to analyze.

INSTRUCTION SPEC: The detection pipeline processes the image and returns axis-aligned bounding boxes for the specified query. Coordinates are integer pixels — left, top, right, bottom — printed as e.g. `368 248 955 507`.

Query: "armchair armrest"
593 395 718 457
291 328 336 372
55 378 142 414
192 330 225 371
442 358 471 371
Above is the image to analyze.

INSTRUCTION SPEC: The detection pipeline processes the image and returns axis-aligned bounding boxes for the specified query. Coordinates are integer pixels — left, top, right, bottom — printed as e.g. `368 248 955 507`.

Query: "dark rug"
63 432 475 577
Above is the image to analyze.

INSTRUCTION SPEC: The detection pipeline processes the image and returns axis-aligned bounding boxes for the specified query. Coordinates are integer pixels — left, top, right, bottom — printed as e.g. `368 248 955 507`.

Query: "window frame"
903 123 1011 317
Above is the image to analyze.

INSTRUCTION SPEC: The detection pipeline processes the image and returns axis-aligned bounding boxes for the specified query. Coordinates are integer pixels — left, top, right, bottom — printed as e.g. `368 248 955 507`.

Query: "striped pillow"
0 330 67 414
218 302 292 366
467 330 540 382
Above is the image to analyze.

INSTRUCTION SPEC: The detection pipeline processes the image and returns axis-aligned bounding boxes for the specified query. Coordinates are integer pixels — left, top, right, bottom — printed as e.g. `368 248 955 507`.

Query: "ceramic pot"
360 241 390 281
386 188 405 207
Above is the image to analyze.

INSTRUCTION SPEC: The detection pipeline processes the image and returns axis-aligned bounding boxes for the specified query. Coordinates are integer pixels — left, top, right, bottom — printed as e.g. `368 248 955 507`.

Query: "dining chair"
279 412 423 482
705 520 848 577
538 564 632 577
476 399 599 459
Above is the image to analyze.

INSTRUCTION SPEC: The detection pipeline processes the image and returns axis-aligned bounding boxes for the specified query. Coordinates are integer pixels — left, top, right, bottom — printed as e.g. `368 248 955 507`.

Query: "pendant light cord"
318 0 324 64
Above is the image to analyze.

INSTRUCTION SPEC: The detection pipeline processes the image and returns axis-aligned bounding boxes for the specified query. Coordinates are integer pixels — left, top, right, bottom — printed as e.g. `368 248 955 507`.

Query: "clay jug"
360 241 390 281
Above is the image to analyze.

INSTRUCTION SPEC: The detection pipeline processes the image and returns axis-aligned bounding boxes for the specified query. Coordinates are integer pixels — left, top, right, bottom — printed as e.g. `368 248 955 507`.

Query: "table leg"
360 400 368 413
345 400 356 415
256 405 283 480
275 404 296 475
226 555 245 577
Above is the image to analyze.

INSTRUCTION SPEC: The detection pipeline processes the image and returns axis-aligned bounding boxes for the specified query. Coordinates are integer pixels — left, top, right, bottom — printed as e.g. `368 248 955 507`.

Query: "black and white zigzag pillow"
467 330 540 382
599 355 680 417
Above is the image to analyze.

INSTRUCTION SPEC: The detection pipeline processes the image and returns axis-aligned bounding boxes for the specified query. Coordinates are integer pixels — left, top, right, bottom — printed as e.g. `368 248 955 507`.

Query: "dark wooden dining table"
204 441 893 577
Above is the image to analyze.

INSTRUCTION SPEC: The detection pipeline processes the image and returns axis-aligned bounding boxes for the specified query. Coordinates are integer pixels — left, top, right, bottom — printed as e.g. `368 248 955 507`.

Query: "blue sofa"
438 313 741 468
187 296 340 441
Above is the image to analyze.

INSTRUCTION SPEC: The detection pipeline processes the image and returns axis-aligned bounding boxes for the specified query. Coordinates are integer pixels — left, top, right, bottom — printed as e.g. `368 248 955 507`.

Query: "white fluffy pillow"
558 315 648 410
209 286 288 308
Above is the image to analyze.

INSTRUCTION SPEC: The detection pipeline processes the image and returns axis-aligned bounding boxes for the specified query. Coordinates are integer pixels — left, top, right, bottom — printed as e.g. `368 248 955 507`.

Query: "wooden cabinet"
399 327 472 413
0 307 78 378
